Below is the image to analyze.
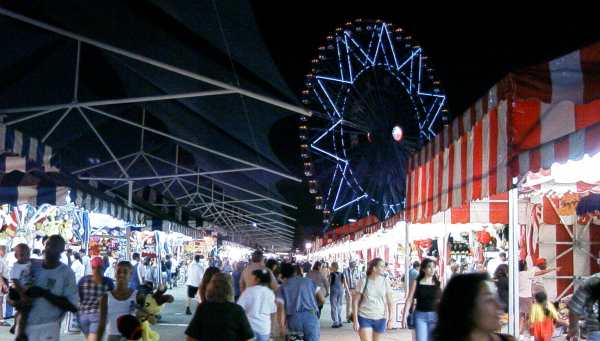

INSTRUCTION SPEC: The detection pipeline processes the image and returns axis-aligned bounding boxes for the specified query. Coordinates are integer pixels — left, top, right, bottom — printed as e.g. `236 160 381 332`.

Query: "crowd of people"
2 236 600 341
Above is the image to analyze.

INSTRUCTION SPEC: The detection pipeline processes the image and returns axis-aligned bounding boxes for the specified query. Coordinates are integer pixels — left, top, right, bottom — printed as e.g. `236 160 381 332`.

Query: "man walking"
343 260 363 323
185 255 205 315
128 252 144 290
26 235 79 340
240 250 278 293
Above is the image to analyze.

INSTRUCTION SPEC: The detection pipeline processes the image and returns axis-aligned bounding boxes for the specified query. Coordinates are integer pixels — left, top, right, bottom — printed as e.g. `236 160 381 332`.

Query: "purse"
407 307 415 329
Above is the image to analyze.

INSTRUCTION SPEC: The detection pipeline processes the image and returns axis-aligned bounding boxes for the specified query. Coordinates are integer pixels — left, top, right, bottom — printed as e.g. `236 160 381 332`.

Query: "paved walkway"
0 285 412 340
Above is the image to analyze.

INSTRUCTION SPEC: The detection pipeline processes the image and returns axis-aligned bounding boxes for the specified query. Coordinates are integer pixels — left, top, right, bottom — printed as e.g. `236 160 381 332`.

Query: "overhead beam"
79 108 129 177
0 8 312 118
78 167 260 182
72 152 140 174
0 90 236 114
85 106 301 184
144 153 298 211
136 153 296 223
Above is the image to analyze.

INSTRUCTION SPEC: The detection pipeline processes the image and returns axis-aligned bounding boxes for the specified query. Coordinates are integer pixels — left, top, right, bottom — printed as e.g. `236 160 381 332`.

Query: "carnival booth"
407 196 509 284
218 240 253 263
404 41 600 337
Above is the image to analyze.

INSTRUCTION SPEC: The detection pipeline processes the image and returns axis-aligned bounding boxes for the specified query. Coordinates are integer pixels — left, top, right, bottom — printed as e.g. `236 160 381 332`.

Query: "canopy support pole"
508 185 520 337
128 181 133 207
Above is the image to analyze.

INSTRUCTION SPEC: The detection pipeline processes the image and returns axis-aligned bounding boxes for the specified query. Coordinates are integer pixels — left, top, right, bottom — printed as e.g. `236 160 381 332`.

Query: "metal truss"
0 7 304 247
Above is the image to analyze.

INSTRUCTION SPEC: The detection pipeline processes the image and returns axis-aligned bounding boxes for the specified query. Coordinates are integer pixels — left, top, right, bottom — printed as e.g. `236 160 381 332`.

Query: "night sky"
251 2 600 244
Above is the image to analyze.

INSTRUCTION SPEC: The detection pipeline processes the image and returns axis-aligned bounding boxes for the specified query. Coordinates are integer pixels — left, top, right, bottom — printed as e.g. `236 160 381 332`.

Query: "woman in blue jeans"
403 258 441 341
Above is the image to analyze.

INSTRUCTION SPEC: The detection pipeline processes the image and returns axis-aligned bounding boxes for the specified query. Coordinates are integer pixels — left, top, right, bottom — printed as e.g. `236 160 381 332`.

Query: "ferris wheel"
299 19 448 225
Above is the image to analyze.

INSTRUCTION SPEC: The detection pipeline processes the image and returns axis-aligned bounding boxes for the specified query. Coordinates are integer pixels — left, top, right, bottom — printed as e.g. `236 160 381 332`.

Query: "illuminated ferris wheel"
299 19 448 225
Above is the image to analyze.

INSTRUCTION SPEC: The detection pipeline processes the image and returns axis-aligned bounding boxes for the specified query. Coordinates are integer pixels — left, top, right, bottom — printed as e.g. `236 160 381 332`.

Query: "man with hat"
240 250 278 293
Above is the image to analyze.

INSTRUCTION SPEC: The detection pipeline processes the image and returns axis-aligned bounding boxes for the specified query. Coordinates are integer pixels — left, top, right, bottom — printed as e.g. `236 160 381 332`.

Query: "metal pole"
72 152 139 174
145 153 297 222
128 181 133 207
87 106 301 183
42 107 72 143
508 186 520 337
78 167 260 181
0 8 312 117
0 90 235 114
78 108 129 177
5 107 58 126
73 40 81 101
143 152 297 209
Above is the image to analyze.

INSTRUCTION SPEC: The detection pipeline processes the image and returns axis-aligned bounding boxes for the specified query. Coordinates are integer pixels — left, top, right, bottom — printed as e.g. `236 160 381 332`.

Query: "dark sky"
250 2 600 242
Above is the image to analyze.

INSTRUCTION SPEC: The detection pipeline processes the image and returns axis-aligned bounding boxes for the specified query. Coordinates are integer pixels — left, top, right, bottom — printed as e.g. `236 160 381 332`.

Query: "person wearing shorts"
188 285 199 300
185 255 205 315
78 257 114 341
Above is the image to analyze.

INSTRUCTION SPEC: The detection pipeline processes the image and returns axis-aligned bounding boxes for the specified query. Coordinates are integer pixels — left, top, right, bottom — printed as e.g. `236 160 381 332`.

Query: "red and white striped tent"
405 41 600 302
406 41 600 224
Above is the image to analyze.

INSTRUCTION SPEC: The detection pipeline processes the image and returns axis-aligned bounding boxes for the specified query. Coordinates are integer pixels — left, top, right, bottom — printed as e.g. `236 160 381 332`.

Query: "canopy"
406 42 600 223
0 2 302 247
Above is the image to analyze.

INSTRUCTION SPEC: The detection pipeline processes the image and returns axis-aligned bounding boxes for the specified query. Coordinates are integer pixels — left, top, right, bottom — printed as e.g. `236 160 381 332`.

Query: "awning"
0 124 56 171
406 41 600 223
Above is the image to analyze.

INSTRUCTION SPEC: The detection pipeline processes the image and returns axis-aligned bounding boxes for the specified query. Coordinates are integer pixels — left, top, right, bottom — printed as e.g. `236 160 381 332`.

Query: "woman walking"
237 269 277 341
78 257 115 341
197 266 221 303
403 258 441 341
433 273 514 341
352 258 395 341
185 273 254 341
307 261 329 318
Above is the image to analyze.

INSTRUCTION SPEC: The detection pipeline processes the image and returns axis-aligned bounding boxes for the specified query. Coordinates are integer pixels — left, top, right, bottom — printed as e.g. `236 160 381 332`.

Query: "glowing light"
392 126 403 142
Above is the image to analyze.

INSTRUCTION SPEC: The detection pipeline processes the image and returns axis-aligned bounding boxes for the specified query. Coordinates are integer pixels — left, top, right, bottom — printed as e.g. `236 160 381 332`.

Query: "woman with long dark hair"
433 273 513 341
494 264 509 313
402 258 441 341
197 266 221 303
352 258 394 341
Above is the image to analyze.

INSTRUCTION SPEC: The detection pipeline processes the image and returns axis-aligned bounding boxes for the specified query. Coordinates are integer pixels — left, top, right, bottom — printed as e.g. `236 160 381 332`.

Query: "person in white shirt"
237 268 277 341
80 250 92 276
185 255 206 315
26 235 78 340
71 252 86 283
518 259 560 334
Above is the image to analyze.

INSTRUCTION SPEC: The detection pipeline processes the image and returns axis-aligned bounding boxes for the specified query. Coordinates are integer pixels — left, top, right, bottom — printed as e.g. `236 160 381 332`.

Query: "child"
530 291 568 341
8 243 33 341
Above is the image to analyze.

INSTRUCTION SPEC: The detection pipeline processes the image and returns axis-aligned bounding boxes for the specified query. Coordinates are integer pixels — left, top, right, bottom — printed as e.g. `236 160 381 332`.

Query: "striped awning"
406 41 600 224
70 189 145 224
0 124 57 171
